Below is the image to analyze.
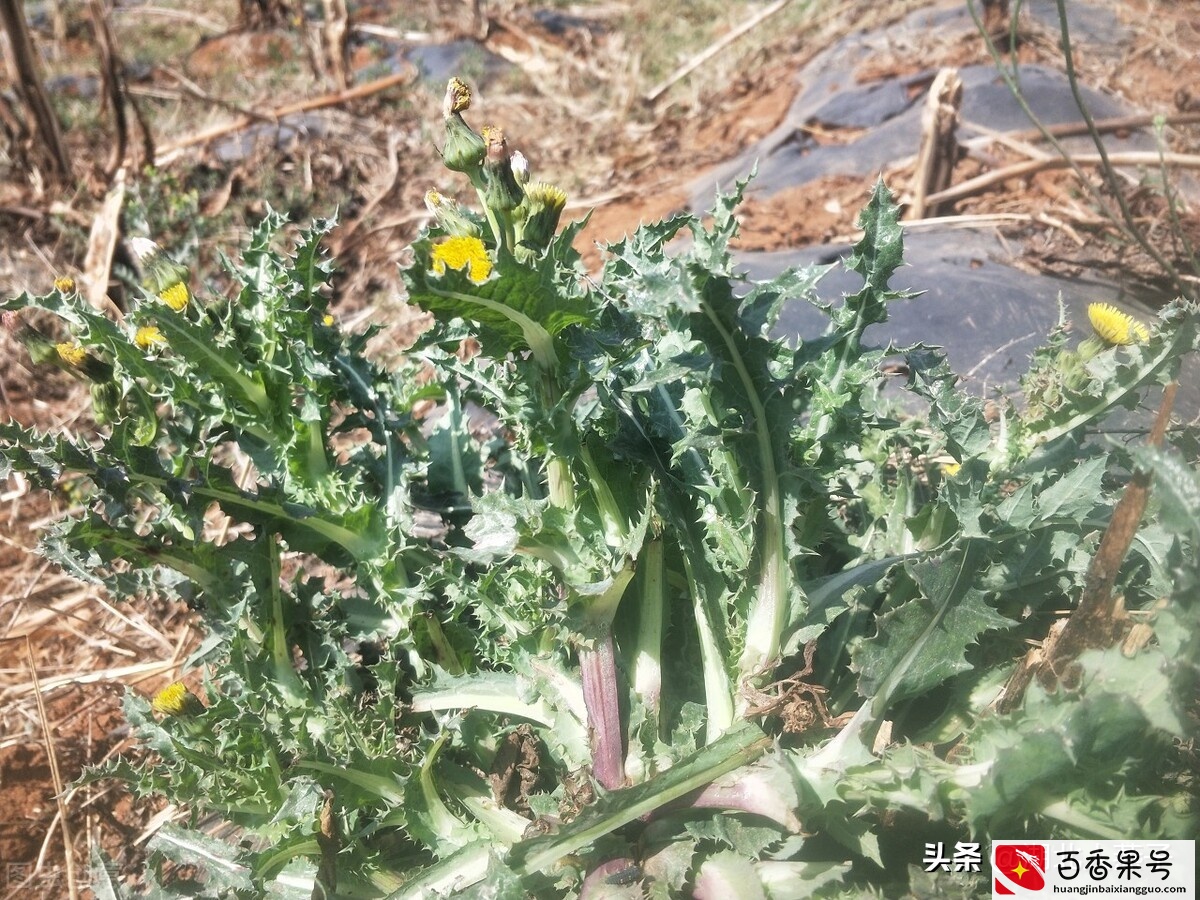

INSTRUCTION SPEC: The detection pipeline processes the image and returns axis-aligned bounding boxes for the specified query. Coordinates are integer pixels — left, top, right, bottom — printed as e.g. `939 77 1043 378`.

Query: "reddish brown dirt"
569 0 1199 282
732 175 874 251
0 683 148 898
1 317 184 897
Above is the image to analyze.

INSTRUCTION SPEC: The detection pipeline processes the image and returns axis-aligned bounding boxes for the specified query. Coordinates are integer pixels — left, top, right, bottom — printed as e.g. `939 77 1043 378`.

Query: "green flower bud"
90 380 121 425
480 126 524 214
441 79 486 179
129 237 190 302
520 182 567 251
443 113 486 178
6 316 60 366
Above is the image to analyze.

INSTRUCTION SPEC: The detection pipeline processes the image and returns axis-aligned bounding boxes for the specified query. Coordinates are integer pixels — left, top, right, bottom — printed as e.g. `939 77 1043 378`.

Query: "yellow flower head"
134 325 167 350
56 341 88 368
1088 303 1148 346
159 281 190 312
526 182 567 215
53 276 76 293
151 681 203 717
444 77 472 117
322 313 335 327
941 462 962 477
430 235 493 284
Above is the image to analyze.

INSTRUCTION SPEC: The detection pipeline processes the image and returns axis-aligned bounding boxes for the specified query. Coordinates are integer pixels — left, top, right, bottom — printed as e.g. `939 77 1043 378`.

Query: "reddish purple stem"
579 628 625 791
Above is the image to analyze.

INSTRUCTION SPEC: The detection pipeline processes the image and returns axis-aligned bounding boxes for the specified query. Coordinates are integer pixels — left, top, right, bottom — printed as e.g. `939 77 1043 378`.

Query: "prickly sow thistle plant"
3 77 1200 897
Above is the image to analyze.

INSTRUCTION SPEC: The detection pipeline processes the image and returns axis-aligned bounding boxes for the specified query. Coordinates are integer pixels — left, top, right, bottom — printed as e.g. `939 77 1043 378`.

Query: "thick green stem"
680 549 735 742
511 722 770 876
631 540 665 721
579 441 626 547
540 367 576 509
475 186 507 255
698 302 789 689
547 455 575 509
266 539 306 705
303 417 329 482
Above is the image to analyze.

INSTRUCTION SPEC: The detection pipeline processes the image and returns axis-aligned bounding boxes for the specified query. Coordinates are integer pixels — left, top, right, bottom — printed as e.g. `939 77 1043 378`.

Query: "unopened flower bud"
510 151 530 186
443 117 486 179
520 182 567 251
90 380 121 425
53 275 76 293
9 318 60 366
480 126 524 214
441 79 486 178
129 237 191 309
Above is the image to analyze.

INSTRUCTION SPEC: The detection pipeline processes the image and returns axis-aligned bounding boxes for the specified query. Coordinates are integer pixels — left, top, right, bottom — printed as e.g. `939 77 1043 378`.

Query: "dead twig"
925 151 1200 207
320 0 351 91
109 5 226 33
966 110 1200 147
25 636 79 900
0 0 71 182
153 66 276 123
906 68 963 220
153 67 416 166
87 0 157 182
997 382 1178 714
83 169 126 314
643 0 793 104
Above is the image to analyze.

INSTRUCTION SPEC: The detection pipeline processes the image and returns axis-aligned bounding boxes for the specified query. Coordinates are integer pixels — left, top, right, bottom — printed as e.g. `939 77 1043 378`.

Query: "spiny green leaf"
403 238 591 362
146 825 254 892
1135 445 1200 542
853 541 1013 707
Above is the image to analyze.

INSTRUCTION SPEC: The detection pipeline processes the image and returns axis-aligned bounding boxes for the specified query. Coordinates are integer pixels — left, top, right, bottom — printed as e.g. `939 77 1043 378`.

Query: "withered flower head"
443 77 472 118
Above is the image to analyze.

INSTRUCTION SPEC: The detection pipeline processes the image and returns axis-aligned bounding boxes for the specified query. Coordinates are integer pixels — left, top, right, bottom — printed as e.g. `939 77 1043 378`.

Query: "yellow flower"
56 341 88 368
53 276 76 292
322 314 335 327
521 182 568 249
430 235 493 284
151 681 203 717
159 281 190 311
1087 303 1148 346
134 326 167 350
941 462 962 477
